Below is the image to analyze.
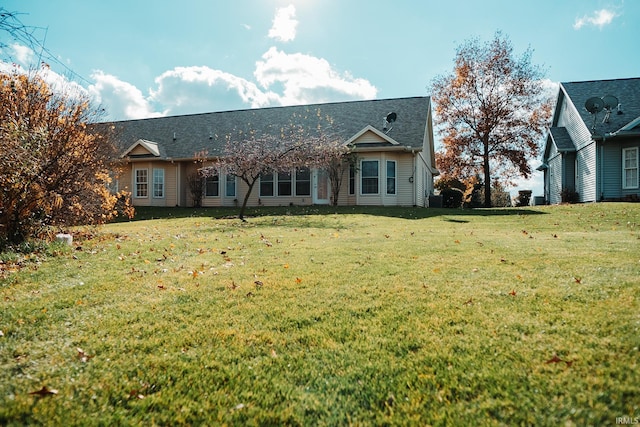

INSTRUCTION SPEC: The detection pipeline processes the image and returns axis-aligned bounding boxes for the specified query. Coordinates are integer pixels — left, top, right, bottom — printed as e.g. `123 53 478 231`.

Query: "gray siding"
548 154 563 204
601 141 640 199
576 142 597 202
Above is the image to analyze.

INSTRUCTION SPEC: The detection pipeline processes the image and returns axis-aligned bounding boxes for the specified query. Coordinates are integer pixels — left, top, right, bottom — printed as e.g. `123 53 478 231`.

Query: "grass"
1 204 639 426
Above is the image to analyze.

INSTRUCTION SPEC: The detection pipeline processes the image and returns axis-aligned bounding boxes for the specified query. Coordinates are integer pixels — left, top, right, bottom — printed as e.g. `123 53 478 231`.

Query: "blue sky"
2 0 639 195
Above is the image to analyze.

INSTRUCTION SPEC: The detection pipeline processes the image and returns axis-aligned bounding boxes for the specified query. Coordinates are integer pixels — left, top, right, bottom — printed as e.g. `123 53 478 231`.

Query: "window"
361 160 379 194
623 147 639 189
278 171 292 196
205 175 220 197
135 169 148 198
152 169 164 198
349 163 355 195
295 168 311 196
225 174 236 197
260 173 274 197
386 160 396 195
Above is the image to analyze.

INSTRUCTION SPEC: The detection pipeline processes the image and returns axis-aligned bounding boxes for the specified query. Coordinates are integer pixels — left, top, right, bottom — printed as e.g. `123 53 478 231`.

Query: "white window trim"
622 147 639 189
152 168 165 199
260 172 275 197
134 168 148 198
225 174 236 198
386 160 397 196
205 175 220 198
360 159 380 195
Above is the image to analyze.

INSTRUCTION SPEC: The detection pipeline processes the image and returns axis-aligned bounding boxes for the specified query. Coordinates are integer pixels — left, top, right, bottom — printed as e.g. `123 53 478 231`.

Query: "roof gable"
345 125 401 146
560 78 640 135
122 139 162 158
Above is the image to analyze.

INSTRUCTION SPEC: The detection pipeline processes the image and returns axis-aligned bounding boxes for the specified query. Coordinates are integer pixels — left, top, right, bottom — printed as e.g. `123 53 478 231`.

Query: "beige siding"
130 145 154 156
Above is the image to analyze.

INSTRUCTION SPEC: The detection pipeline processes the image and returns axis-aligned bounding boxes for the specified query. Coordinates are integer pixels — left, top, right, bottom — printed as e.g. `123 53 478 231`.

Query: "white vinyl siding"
623 147 639 189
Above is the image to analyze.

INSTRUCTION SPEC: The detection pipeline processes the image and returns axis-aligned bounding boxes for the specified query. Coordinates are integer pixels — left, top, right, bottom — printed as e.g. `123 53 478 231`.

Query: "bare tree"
430 32 552 207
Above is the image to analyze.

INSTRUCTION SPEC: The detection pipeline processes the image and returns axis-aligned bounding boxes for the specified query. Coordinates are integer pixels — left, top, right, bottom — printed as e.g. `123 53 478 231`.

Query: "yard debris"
545 355 575 367
76 347 94 363
29 386 58 397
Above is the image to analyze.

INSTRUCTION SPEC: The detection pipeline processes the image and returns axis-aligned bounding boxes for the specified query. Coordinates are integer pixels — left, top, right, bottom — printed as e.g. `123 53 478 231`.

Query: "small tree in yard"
430 31 553 207
0 69 133 246
201 124 351 218
201 126 311 220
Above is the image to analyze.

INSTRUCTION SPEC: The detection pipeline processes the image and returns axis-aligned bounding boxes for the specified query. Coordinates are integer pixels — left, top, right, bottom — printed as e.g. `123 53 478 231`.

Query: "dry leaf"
509 289 517 296
283 264 289 269
295 277 302 284
29 386 58 396
545 355 563 364
76 347 94 363
573 277 582 284
254 280 263 288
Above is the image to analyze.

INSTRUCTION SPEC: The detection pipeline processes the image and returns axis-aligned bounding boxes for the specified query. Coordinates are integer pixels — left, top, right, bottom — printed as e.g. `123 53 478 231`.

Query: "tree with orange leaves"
430 32 553 207
0 67 133 246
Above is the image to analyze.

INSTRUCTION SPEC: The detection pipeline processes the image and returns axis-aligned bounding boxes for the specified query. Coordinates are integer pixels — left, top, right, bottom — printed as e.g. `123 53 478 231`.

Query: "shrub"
441 187 464 208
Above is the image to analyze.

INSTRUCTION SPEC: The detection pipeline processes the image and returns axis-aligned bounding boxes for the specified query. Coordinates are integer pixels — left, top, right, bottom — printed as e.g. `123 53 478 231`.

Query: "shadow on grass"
116 205 547 223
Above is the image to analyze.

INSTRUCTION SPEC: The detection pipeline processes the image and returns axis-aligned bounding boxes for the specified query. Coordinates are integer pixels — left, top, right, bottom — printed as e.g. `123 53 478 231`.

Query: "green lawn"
1 204 639 426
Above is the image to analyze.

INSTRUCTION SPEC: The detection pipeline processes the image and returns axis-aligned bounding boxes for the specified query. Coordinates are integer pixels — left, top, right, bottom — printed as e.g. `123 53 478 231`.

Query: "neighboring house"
539 78 640 204
103 97 438 208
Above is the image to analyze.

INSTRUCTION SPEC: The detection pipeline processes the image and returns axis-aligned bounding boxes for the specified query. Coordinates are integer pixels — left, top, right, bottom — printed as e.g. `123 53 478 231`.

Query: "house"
104 97 438 208
538 78 640 204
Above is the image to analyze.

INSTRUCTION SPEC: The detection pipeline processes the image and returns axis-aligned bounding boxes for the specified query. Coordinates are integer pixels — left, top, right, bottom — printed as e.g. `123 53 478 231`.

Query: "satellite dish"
601 95 619 111
386 112 397 123
584 97 604 114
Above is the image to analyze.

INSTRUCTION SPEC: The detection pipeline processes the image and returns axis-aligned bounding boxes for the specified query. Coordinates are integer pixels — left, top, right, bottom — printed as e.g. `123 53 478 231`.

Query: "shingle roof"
560 78 640 136
98 97 431 159
549 127 575 152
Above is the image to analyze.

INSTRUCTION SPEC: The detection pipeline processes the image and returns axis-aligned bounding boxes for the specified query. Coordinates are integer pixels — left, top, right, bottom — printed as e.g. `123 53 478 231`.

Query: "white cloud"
88 71 164 120
268 5 298 42
10 43 35 64
255 47 377 105
149 66 279 115
573 8 617 30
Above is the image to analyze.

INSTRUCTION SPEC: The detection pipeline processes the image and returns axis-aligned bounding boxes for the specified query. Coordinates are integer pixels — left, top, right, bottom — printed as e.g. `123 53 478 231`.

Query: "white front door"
312 169 330 205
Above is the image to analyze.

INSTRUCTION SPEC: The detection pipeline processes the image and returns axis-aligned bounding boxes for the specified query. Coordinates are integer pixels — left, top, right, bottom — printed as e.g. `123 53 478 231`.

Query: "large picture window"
361 160 379 194
135 169 148 198
386 160 396 195
623 147 639 189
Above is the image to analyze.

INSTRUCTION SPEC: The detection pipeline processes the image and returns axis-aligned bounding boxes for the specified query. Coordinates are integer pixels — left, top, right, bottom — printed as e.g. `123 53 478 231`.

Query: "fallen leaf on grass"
509 289 517 296
295 277 302 284
76 347 94 363
29 386 58 396
545 355 575 367
545 355 563 364
254 280 263 288
573 277 582 284
463 298 473 306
